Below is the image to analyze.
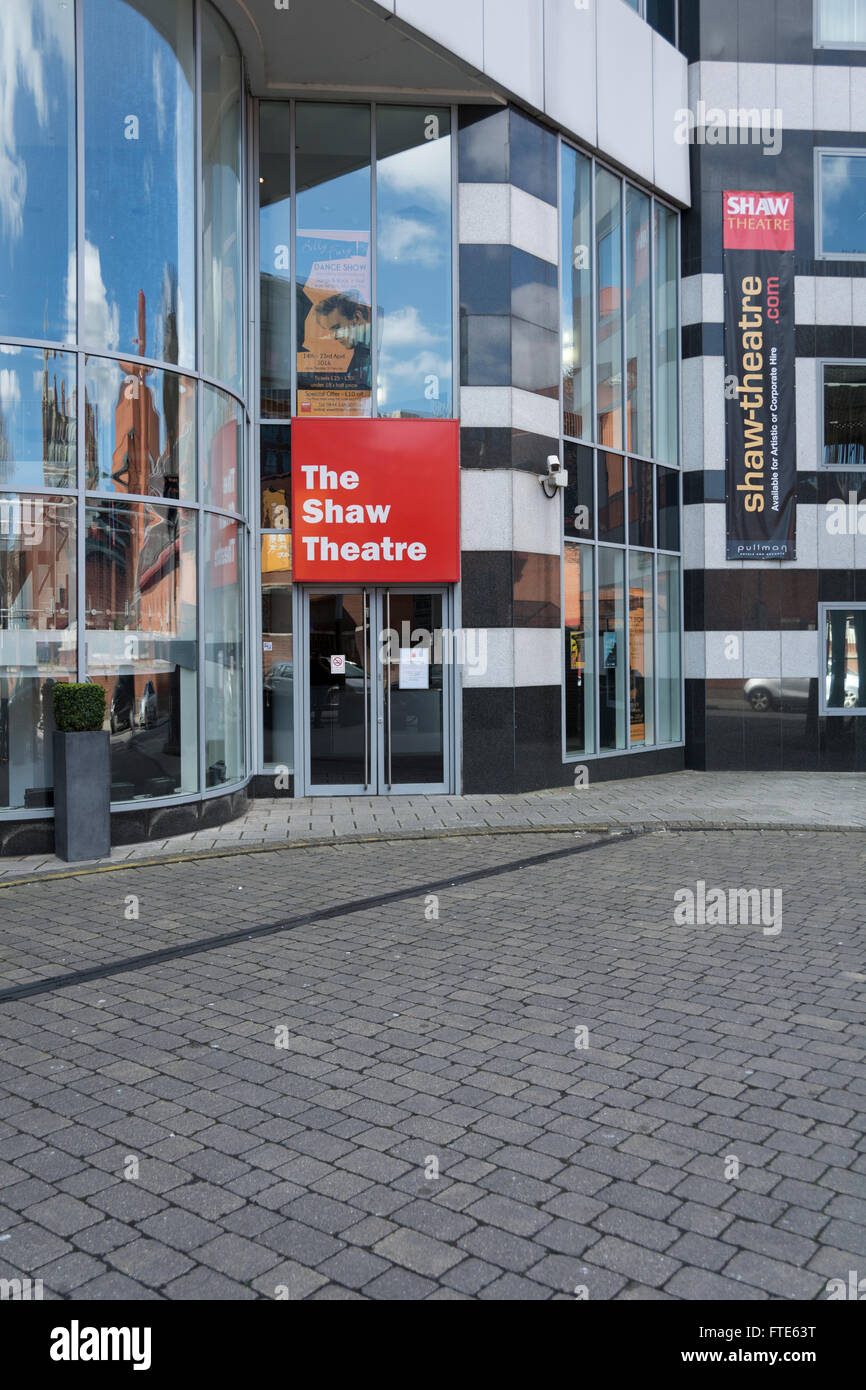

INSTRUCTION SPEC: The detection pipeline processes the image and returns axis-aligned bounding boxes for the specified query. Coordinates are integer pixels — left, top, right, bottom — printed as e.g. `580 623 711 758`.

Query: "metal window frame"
817 356 866 470
815 147 866 262
818 602 866 716
814 0 866 49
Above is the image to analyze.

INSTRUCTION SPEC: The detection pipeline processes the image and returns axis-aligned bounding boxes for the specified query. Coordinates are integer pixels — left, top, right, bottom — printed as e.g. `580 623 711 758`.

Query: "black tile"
508 110 557 207
458 106 509 183
461 315 511 387
460 551 513 629
514 686 564 789
511 249 558 331
511 318 559 396
462 687 515 793
513 553 561 628
459 244 511 316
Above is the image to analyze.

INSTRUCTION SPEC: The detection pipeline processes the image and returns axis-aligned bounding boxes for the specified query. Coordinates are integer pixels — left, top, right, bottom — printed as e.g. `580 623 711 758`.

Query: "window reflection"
296 105 372 417
596 169 623 449
85 499 197 800
0 0 75 344
562 148 593 441
626 186 651 458
655 204 679 464
85 348 195 500
202 1 243 393
260 105 293 418
376 107 452 419
0 495 76 809
83 0 195 367
819 153 866 258
629 552 654 746
598 548 627 751
203 385 243 512
262 535 293 770
205 515 244 784
825 608 865 711
658 555 681 742
564 544 595 756
0 347 76 489
823 363 866 467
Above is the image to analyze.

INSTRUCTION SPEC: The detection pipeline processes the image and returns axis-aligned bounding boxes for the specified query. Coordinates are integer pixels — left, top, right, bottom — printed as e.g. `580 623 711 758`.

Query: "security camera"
540 455 568 496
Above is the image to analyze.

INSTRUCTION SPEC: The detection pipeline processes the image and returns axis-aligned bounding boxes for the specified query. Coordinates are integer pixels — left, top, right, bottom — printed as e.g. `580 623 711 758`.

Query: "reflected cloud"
68 239 120 355
0 0 72 242
378 214 447 269
379 305 446 351
0 369 21 408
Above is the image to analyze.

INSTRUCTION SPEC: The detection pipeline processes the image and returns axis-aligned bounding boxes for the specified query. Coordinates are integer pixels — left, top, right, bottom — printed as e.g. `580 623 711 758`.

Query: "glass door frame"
296 585 457 798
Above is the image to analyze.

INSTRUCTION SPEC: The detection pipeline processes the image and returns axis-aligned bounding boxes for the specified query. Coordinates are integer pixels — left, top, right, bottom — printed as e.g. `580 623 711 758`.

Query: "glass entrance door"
301 589 453 796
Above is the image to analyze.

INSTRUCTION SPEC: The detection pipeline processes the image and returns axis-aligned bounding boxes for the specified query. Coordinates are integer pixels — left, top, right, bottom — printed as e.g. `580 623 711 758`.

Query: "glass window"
596 169 623 449
0 347 76 489
85 500 198 799
205 515 244 783
0 495 76 809
202 1 243 392
262 535 293 770
823 362 866 467
628 458 654 548
626 186 652 457
564 442 594 541
597 452 625 543
261 425 291 531
0 0 75 344
598 547 626 751
260 105 293 419
647 0 677 46
822 606 865 712
655 203 679 464
296 105 372 418
658 555 682 742
629 551 654 747
83 0 195 368
562 147 593 441
817 0 866 43
818 152 866 258
657 465 681 551
376 106 452 420
564 544 595 757
203 386 243 512
85 357 195 500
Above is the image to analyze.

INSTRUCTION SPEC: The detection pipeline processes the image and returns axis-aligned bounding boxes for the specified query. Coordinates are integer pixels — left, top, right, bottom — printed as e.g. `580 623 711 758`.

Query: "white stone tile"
852 67 866 129
795 276 816 325
513 468 562 555
738 62 776 115
511 387 560 437
681 275 702 327
597 0 653 184
743 629 782 678
461 470 513 551
792 503 819 569
459 183 510 245
776 64 814 130
817 514 857 569
653 30 690 207
702 274 724 323
704 507 730 568
706 630 744 680
461 628 514 688
796 358 820 472
510 186 558 264
694 60 740 112
853 277 866 325
781 630 819 677
814 65 850 131
682 505 705 570
459 387 513 428
703 357 726 472
815 277 852 326
684 631 706 681
514 628 561 686
681 357 706 471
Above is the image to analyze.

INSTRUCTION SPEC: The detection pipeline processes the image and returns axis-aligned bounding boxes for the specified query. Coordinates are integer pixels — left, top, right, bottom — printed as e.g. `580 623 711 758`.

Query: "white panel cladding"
459 386 559 436
597 0 654 184
742 629 782 677
795 359 818 473
781 630 820 678
461 470 514 551
514 628 561 686
543 0 596 148
510 187 558 264
458 184 511 246
461 628 515 687
395 0 485 70
705 630 744 679
654 29 690 205
483 0 545 109
681 274 723 327
512 469 562 556
682 504 706 571
684 631 706 680
814 64 851 131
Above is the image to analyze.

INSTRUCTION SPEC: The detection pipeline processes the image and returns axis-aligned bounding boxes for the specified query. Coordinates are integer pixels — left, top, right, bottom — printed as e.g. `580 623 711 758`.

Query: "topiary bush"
53 682 107 734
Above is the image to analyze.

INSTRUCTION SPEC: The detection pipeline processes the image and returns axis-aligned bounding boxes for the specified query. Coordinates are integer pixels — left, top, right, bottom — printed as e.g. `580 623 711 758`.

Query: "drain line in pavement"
0 829 650 1005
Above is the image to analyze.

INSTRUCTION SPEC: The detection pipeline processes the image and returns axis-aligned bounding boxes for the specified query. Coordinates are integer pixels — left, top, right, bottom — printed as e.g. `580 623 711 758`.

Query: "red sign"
723 191 795 251
292 419 461 583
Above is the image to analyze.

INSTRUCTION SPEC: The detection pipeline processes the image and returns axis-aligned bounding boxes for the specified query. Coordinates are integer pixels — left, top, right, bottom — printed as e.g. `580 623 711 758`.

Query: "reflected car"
264 662 294 697
137 680 158 728
744 675 859 712
109 676 135 734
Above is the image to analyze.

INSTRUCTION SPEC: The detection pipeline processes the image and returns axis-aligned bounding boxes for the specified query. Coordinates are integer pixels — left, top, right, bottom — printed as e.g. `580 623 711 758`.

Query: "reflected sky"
821 154 866 257
0 344 76 488
0 0 75 343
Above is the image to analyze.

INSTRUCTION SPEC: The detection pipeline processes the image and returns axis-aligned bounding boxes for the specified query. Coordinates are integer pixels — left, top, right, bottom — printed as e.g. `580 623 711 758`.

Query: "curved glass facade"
0 0 247 813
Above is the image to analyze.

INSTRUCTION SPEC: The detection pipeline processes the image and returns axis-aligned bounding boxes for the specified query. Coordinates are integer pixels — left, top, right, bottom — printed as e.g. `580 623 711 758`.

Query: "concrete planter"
52 731 111 862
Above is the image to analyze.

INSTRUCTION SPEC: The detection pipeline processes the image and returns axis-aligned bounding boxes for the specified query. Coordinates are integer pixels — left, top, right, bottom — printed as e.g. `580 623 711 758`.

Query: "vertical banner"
723 191 797 560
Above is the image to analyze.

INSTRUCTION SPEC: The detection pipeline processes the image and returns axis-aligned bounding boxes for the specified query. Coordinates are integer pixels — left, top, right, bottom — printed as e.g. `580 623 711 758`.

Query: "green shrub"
53 682 107 733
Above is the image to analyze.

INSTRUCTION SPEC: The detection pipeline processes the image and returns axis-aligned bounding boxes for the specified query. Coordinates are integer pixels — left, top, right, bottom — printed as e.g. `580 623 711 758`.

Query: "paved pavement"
0 771 864 881
0 827 864 1301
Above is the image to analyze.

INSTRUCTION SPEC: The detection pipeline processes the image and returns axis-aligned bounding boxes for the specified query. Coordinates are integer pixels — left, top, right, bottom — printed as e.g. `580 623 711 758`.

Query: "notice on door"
399 648 430 691
292 419 461 583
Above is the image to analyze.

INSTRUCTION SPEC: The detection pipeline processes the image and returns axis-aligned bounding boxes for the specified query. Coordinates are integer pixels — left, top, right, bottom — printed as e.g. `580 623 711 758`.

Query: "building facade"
0 0 860 853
